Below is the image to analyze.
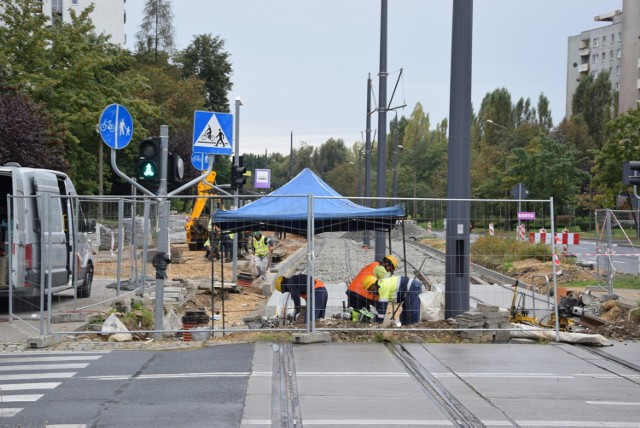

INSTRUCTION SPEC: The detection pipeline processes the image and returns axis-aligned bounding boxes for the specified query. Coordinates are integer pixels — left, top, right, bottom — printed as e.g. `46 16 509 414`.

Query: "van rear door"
33 172 68 289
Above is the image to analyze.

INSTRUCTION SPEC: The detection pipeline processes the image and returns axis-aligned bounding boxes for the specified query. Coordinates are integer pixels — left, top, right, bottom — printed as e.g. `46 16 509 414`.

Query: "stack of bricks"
456 303 511 342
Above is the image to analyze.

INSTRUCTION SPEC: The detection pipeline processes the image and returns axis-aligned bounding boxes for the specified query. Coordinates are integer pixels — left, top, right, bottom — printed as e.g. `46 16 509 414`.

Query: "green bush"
574 217 592 232
471 236 551 271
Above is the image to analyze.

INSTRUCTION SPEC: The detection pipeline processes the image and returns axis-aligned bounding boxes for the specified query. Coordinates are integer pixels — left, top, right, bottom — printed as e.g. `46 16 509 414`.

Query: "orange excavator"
185 171 217 251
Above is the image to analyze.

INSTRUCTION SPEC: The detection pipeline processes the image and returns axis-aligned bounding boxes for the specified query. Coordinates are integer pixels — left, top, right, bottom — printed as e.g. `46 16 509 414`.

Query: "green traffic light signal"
140 160 158 179
138 137 160 182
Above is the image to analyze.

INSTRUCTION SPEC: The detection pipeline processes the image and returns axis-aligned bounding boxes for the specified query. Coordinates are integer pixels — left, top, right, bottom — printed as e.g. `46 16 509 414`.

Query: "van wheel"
77 263 93 299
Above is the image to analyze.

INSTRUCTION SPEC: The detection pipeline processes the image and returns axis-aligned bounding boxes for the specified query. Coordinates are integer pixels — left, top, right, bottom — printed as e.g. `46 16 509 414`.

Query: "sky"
124 0 622 156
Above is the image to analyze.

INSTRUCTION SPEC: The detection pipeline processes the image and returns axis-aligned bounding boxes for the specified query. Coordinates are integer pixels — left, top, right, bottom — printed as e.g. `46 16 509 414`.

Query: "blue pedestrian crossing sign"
99 104 134 149
191 152 213 171
192 110 233 155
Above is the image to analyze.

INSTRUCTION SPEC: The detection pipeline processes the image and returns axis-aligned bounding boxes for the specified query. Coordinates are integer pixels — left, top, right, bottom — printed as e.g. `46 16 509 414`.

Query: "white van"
0 163 95 309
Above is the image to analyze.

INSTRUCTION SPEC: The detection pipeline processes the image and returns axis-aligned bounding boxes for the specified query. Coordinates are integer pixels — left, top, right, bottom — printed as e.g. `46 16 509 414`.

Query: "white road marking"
0 372 76 381
0 363 89 371
82 372 251 381
241 419 640 427
0 382 60 391
45 425 86 428
0 408 22 417
46 425 86 428
0 394 44 402
586 401 640 406
0 356 102 364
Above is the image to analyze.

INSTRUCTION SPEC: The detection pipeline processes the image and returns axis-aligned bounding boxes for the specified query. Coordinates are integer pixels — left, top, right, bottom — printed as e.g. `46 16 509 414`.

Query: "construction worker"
221 232 233 262
362 273 423 325
252 231 274 279
345 254 398 310
275 274 328 321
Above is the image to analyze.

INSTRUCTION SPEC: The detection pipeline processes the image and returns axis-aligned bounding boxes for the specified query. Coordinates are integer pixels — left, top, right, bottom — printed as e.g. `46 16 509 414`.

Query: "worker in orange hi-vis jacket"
345 255 398 310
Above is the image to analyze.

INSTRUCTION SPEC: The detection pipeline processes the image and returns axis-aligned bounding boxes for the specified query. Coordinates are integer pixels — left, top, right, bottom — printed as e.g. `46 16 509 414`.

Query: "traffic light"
231 161 247 191
138 137 160 181
629 161 640 186
167 154 184 182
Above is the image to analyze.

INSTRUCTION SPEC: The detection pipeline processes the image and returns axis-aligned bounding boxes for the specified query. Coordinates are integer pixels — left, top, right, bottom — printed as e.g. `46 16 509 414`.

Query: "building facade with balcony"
566 0 640 118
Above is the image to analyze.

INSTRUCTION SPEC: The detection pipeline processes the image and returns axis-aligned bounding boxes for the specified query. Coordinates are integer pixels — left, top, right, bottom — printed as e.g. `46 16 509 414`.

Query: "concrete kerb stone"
26 334 63 349
292 331 332 344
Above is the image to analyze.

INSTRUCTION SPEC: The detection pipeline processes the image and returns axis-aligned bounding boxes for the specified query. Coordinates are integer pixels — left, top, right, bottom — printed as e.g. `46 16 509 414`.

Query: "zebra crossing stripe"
0 372 76 381
0 363 89 371
0 356 102 364
0 394 44 402
0 408 22 417
0 382 61 391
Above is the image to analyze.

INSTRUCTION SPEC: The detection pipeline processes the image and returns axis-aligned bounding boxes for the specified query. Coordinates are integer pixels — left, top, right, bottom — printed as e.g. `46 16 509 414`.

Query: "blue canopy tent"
213 168 405 235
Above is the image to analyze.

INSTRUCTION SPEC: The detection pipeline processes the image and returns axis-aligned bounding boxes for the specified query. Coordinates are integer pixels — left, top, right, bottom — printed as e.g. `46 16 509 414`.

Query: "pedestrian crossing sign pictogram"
192 110 233 155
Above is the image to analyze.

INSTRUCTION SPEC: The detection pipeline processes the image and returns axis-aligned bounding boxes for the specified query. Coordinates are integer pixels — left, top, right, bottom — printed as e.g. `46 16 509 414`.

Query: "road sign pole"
517 183 522 230
232 98 242 283
153 125 171 340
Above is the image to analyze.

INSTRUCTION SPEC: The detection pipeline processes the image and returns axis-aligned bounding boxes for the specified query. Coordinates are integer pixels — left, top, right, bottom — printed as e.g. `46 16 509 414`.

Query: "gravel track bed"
290 223 445 286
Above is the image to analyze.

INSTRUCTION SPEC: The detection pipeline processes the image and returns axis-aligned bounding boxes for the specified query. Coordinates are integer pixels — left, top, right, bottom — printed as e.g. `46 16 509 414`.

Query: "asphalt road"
574 240 640 275
2 341 639 427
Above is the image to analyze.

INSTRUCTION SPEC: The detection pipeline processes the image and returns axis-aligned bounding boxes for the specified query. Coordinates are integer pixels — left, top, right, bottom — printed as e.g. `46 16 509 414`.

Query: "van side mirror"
79 219 96 234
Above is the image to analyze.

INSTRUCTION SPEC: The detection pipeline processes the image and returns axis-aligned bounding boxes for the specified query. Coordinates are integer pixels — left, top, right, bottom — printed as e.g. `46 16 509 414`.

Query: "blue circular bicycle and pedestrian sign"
191 152 214 171
99 104 134 149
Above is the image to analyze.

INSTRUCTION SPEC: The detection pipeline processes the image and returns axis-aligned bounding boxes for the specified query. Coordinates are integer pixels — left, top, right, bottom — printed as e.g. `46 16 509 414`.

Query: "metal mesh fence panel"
7 193 577 342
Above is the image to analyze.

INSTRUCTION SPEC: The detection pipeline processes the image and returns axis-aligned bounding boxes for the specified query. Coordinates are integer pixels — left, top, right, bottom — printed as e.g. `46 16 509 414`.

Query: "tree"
174 34 233 112
592 106 640 208
312 138 349 179
0 89 68 171
509 134 588 214
571 72 614 149
0 0 55 92
402 103 430 152
325 163 359 197
478 88 513 145
537 93 553 132
135 0 175 63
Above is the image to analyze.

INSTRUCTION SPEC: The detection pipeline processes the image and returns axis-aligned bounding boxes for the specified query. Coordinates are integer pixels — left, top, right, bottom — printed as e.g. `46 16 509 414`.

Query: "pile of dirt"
586 300 640 340
182 286 267 327
506 258 597 286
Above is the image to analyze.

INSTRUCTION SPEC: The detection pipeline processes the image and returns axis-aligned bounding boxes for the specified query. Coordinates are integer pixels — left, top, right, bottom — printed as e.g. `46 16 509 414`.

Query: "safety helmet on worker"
253 231 262 237
362 275 378 290
275 276 284 292
383 255 398 271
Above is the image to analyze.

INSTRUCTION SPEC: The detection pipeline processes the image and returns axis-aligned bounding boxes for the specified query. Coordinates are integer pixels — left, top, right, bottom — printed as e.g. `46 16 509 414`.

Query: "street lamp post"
486 119 507 130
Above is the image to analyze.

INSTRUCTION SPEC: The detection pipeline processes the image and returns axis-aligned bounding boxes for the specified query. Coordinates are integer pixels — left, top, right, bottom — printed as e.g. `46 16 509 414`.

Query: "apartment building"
566 0 640 118
1 0 126 46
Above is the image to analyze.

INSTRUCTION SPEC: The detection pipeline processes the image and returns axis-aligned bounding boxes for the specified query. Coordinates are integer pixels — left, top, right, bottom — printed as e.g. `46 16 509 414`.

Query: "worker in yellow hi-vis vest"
252 231 273 280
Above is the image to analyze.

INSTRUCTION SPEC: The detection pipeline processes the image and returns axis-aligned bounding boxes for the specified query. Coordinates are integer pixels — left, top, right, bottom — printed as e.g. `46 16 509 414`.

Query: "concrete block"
477 303 500 312
459 330 483 339
27 335 63 349
483 312 509 321
292 331 332 344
